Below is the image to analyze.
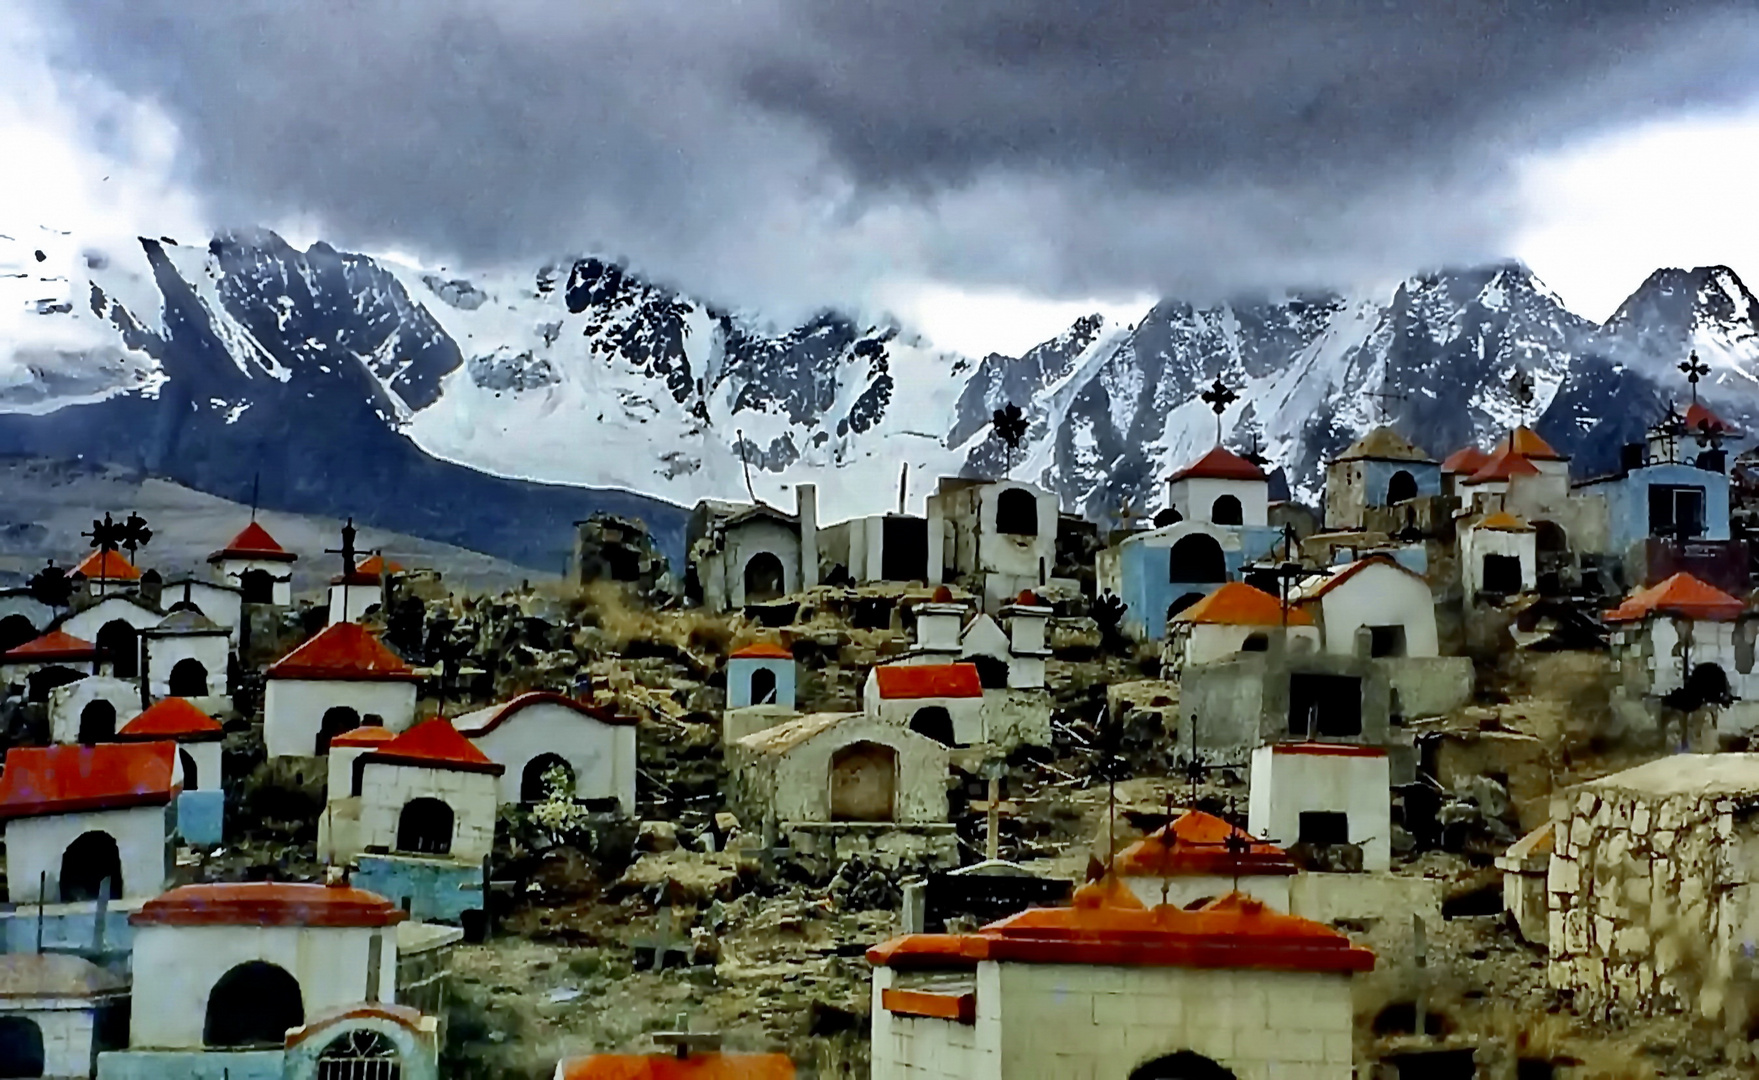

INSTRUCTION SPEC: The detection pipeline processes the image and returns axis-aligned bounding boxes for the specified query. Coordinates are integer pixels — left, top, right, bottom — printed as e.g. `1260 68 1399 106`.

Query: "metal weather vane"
119 512 152 565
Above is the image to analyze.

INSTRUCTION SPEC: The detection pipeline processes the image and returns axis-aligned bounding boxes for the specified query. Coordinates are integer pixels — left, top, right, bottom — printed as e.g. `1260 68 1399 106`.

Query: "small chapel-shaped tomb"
454 692 638 812
263 622 420 758
115 697 226 846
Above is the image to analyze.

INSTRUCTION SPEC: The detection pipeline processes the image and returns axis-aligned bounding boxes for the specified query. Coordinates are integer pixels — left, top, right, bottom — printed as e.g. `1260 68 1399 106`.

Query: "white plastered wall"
1248 746 1391 872
4 804 169 903
175 741 223 793
355 762 498 864
57 599 161 643
143 634 230 698
864 681 987 745
263 679 418 758
327 582 391 625
1461 526 1538 599
47 678 142 745
211 558 293 607
175 581 247 634
1169 624 1322 669
1315 562 1438 657
463 704 637 812
1168 476 1270 527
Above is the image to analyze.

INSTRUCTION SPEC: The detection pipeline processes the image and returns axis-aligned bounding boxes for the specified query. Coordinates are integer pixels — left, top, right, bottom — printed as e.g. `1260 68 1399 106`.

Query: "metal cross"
1507 370 1536 428
1369 385 1408 423
1240 432 1270 469
324 518 360 577
1680 351 1710 405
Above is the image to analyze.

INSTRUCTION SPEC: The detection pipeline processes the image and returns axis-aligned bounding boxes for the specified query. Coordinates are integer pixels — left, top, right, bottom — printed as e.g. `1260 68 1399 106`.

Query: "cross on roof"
1369 385 1408 424
1680 350 1710 405
324 518 360 578
1200 377 1239 447
1507 370 1536 428
1240 432 1270 469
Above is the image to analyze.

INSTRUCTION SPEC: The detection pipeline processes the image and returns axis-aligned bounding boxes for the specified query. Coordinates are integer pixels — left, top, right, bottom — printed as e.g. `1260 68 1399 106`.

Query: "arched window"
909 706 955 746
26 667 83 704
96 620 138 679
317 1029 401 1080
1386 470 1418 504
240 569 276 605
1534 520 1568 554
1241 633 1270 653
1153 508 1183 528
830 741 898 822
204 962 304 1048
168 658 209 697
521 755 576 803
1168 534 1227 583
396 798 455 855
0 616 36 655
1129 1051 1238 1080
179 748 199 790
78 699 117 744
742 552 786 604
315 706 361 754
1210 495 1243 525
59 831 122 903
995 488 1040 536
748 666 778 705
0 1017 45 1079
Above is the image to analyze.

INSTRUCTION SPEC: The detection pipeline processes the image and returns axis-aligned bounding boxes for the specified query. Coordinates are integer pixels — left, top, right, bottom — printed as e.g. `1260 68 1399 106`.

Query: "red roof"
1441 446 1490 475
0 742 177 819
131 883 406 928
266 623 419 682
452 692 634 737
1270 742 1389 758
868 879 1373 974
208 521 297 563
1294 554 1425 602
1684 400 1735 435
330 554 405 587
1 630 98 664
361 718 503 774
1604 572 1746 623
872 663 983 700
117 698 224 742
1499 425 1566 461
1115 811 1298 878
556 1055 796 1080
1171 582 1312 627
328 726 399 748
1167 446 1266 484
730 643 794 660
1463 446 1542 485
73 550 140 581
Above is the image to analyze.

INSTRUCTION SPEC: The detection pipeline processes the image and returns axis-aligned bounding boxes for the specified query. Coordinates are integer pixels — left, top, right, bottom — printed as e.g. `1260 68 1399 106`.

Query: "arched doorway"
78 699 117 744
396 798 454 855
0 616 36 654
1534 520 1568 554
240 569 275 605
521 754 576 803
317 1029 402 1080
995 488 1039 535
742 552 786 604
1168 534 1227 583
96 620 138 679
315 706 361 754
204 961 304 1048
1241 633 1270 652
25 667 83 704
59 831 122 902
830 741 897 822
1153 508 1183 528
168 658 209 697
1210 495 1243 525
0 1017 44 1079
1129 1050 1238 1080
1386 470 1418 504
748 667 779 705
909 706 955 746
179 748 200 790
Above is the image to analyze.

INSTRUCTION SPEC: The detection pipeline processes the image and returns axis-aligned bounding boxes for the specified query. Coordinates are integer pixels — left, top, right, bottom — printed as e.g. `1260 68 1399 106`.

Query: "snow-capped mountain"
2 224 1756 571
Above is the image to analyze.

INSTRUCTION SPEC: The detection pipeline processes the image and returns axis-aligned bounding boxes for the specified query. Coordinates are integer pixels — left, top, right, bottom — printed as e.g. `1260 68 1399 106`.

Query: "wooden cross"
632 908 690 971
1369 385 1407 423
1680 351 1710 405
652 1013 724 1058
968 771 1018 861
1115 498 1148 531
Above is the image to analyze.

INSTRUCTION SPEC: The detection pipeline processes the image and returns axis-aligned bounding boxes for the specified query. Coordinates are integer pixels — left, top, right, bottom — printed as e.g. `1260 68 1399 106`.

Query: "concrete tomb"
114 698 226 847
263 623 420 759
207 521 297 607
453 692 638 812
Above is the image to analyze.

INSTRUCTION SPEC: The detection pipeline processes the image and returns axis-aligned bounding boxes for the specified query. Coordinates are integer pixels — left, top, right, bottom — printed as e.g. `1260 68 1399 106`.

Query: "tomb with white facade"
453 692 638 812
206 520 298 606
115 697 226 846
263 622 420 758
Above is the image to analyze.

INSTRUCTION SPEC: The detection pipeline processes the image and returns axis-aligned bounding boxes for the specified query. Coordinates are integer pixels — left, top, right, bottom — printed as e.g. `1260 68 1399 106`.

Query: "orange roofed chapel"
263 622 421 758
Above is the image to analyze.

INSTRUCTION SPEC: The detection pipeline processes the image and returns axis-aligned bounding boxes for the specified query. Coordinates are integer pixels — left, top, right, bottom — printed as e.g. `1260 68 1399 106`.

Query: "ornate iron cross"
1680 351 1710 405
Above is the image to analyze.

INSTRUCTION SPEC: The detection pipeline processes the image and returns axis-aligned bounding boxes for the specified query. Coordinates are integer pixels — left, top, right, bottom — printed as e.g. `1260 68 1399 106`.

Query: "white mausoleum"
329 719 502 866
454 692 638 811
263 622 420 758
1248 742 1392 873
864 663 985 746
206 520 298 606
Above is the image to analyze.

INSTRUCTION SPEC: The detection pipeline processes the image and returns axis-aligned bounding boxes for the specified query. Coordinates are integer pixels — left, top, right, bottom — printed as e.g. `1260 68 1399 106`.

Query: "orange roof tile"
208 521 297 563
730 643 794 660
355 554 402 577
1463 446 1542 485
451 692 634 737
328 726 399 748
867 881 1373 974
1 630 98 663
1167 446 1267 484
1603 572 1746 623
872 663 983 700
1170 582 1312 627
73 550 140 581
1475 511 1532 532
1498 425 1566 461
1115 811 1298 878
361 718 503 774
556 1055 796 1080
1441 446 1490 475
266 623 419 682
0 742 177 819
1685 400 1735 435
131 883 406 928
117 698 223 742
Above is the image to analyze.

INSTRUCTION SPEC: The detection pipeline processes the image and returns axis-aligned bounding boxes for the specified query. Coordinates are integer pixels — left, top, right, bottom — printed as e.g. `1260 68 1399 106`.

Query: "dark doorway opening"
1128 1050 1237 1080
0 616 36 655
59 831 122 903
240 569 276 604
1534 520 1567 553
1241 633 1270 653
995 488 1039 536
0 1017 44 1079
78 699 117 744
396 798 455 855
168 658 209 697
909 706 956 746
26 666 83 704
1166 593 1204 623
881 516 930 582
1168 535 1227 583
204 961 304 1048
1210 495 1243 525
749 666 779 705
179 748 199 790
967 654 1010 689
96 620 138 679
1288 673 1363 737
830 741 898 822
1368 625 1407 658
1386 470 1418 504
521 754 575 803
1298 811 1351 846
743 552 786 603
1481 554 1523 595
315 706 361 754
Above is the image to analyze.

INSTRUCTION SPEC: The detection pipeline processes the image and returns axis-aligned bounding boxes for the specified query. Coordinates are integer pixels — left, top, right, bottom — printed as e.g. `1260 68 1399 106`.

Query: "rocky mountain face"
2 225 1756 571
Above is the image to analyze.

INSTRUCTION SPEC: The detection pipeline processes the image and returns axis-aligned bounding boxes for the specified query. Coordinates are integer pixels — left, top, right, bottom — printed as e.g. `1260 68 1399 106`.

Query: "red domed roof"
1167 446 1266 484
209 521 297 563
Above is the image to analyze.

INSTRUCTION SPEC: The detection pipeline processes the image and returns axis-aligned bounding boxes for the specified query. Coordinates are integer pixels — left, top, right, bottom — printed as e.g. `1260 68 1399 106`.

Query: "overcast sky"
8 0 1759 354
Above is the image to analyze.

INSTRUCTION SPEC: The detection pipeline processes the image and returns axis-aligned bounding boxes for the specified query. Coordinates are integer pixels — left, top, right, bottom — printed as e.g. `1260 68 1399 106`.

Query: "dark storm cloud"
31 0 1759 315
